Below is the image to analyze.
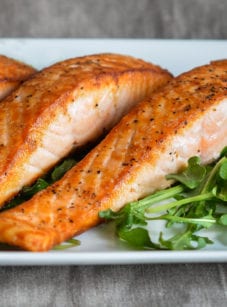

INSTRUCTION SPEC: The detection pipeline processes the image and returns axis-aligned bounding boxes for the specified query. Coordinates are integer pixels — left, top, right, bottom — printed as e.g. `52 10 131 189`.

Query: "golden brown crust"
0 55 36 100
0 60 225 251
0 53 172 207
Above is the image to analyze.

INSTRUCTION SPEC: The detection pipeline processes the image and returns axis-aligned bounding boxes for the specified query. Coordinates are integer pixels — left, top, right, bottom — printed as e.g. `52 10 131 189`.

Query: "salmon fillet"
0 55 36 101
0 53 172 207
0 59 226 252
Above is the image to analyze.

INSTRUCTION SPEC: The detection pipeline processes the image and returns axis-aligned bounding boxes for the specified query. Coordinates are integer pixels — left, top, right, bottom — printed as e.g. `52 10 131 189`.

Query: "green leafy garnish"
3 145 227 251
51 159 77 182
166 156 206 189
22 178 49 197
99 147 227 250
53 238 81 250
1 157 80 250
2 158 78 211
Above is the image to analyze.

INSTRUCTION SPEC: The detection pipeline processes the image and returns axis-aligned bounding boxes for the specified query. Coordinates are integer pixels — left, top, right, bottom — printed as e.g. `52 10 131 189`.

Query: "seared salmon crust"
0 59 226 251
0 53 172 207
0 55 36 100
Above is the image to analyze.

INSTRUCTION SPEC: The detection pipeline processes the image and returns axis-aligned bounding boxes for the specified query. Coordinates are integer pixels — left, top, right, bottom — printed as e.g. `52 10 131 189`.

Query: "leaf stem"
131 184 184 211
202 156 227 193
146 192 213 214
147 214 216 226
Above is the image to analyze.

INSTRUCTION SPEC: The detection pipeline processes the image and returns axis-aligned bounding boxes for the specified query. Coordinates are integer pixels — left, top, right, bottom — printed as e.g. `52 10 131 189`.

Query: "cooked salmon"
0 60 226 252
0 53 172 207
0 55 36 100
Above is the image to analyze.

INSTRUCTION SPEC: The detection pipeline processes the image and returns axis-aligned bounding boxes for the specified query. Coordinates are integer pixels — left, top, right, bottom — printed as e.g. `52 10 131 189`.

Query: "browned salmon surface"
0 55 36 100
0 53 172 207
0 60 226 252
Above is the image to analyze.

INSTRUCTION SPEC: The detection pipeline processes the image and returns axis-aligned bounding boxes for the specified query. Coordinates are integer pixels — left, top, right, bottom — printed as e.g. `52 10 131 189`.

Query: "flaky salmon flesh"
0 59 225 251
0 55 36 101
0 53 172 207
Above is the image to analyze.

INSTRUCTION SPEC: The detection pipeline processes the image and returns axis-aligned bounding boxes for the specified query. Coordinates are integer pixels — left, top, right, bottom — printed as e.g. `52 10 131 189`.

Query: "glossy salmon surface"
0 60 226 252
0 53 172 206
0 55 36 100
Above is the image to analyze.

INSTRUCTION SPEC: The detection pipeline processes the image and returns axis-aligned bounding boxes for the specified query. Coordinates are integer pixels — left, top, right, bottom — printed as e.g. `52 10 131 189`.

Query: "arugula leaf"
53 238 80 250
118 227 162 250
1 157 81 249
159 228 213 250
3 145 227 251
51 159 77 182
166 156 206 189
218 214 227 226
153 211 216 228
99 147 227 251
1 158 78 212
219 162 227 180
22 178 49 197
220 146 227 158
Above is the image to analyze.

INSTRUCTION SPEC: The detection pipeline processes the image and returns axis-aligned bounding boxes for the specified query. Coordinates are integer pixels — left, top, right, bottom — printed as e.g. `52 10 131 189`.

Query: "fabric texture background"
0 0 226 38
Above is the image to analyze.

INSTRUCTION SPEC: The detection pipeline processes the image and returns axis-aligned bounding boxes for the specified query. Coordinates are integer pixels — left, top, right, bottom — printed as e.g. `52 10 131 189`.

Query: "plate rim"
0 38 227 265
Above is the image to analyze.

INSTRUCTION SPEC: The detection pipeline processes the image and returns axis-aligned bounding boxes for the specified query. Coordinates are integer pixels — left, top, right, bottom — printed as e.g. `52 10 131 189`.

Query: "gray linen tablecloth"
0 0 227 306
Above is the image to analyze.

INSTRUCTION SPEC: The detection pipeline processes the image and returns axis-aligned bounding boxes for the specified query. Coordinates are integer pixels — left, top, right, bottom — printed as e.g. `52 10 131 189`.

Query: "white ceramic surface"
0 39 226 265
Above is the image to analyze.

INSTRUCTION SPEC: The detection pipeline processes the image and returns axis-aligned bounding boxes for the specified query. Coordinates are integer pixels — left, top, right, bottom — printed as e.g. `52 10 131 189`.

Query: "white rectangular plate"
0 38 227 265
